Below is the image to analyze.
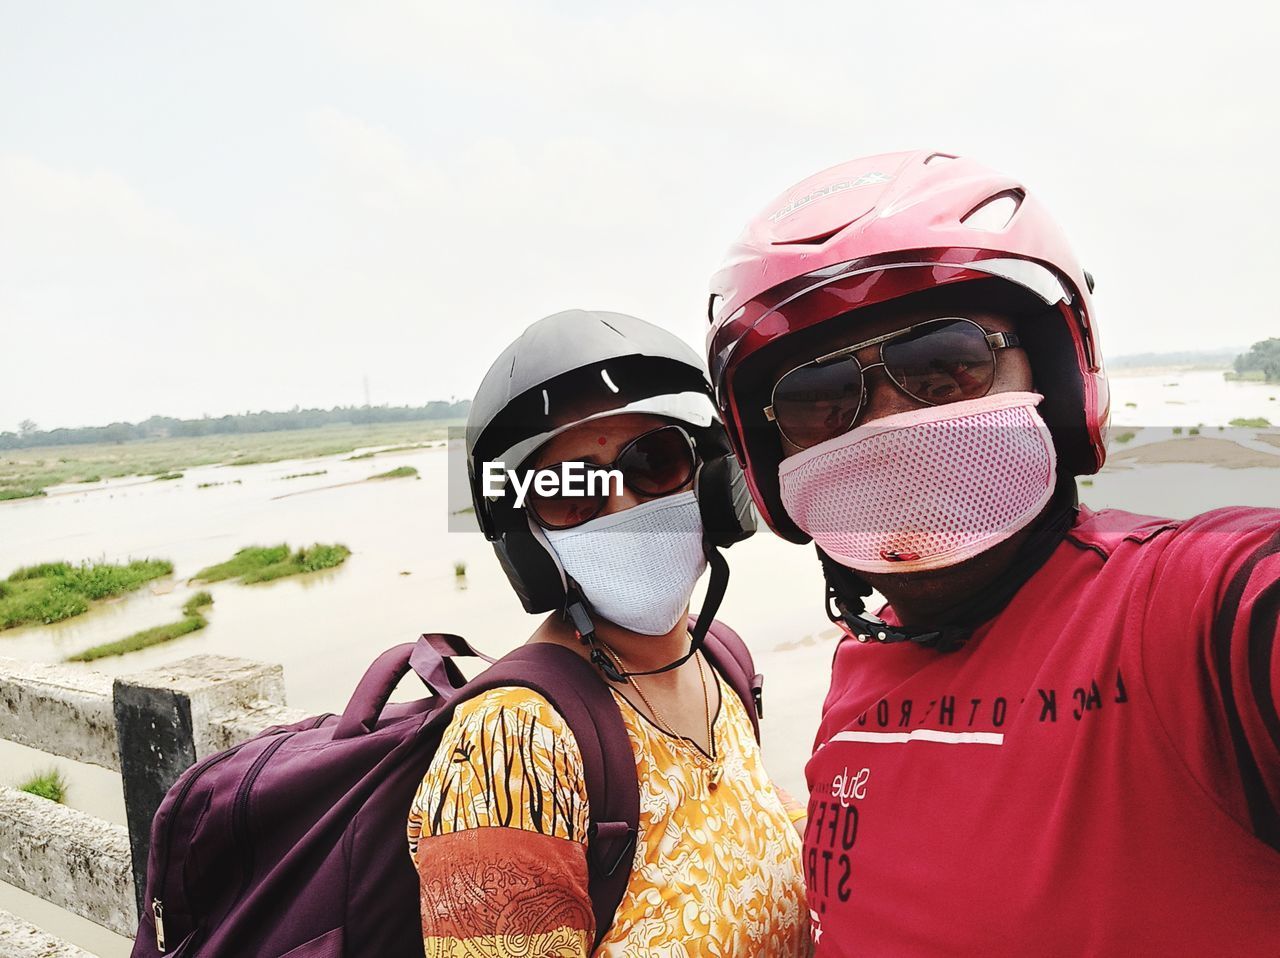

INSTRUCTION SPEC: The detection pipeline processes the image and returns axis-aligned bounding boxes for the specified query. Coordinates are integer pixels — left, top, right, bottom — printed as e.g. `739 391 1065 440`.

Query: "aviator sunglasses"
765 316 1021 450
524 424 698 530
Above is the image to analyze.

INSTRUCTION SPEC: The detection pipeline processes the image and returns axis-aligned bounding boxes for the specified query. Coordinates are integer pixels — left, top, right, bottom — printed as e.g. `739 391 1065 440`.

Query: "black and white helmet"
466 309 755 616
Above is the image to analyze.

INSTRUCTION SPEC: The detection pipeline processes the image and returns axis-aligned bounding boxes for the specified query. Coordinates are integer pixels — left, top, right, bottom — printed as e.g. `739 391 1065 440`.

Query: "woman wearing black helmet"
407 310 809 956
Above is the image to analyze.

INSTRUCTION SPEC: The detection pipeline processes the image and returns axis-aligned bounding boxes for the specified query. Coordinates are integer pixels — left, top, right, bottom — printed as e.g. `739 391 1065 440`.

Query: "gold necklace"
597 641 723 791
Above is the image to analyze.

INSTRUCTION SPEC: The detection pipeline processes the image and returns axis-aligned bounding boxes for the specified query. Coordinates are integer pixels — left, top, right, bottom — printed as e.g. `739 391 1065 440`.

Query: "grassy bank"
345 443 435 460
369 465 418 480
1224 369 1269 382
68 591 213 662
0 486 46 501
0 420 461 497
192 543 351 584
0 558 173 630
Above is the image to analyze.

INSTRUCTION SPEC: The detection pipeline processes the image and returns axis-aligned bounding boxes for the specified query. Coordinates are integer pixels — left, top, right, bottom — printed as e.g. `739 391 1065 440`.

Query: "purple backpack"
130 621 762 957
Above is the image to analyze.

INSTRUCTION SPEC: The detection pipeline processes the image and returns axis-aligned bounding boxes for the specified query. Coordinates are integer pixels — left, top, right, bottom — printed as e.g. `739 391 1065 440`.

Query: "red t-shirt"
804 506 1280 956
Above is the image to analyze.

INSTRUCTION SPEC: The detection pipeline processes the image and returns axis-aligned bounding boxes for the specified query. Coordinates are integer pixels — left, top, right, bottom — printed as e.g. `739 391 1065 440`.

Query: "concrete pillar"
0 658 117 769
111 656 287 918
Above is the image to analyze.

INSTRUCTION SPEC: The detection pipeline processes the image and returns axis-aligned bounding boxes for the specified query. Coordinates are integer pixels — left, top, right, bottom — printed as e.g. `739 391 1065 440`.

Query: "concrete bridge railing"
0 654 309 956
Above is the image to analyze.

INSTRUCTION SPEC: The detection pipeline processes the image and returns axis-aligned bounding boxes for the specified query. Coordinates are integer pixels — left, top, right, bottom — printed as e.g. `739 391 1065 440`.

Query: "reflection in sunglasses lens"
619 427 695 495
526 463 604 530
773 360 863 449
884 319 995 406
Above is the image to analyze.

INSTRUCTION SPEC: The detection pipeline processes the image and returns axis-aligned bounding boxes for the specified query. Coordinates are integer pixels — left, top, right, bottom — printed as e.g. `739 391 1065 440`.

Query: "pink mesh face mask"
778 392 1057 574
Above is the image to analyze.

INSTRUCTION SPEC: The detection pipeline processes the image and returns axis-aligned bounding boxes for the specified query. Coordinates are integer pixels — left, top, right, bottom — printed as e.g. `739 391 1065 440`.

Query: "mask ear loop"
566 542 729 681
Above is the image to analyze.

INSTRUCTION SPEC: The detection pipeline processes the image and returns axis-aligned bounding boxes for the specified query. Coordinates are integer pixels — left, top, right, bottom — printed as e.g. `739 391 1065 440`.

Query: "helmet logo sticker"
769 172 892 222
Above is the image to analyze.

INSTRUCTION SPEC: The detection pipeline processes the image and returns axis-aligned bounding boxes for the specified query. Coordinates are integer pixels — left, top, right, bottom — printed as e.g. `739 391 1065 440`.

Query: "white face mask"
778 392 1057 574
543 490 708 636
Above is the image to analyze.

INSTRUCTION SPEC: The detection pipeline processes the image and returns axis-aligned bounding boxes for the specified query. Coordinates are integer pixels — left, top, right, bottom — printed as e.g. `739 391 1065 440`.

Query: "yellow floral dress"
408 670 809 957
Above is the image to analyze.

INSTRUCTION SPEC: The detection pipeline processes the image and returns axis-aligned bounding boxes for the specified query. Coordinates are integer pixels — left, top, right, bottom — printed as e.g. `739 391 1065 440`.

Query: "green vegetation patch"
183 590 213 615
69 616 205 661
153 472 184 481
70 591 215 662
18 768 68 803
1229 417 1272 428
1112 431 1136 444
193 543 350 585
0 486 46 501
346 444 428 461
281 470 327 480
192 545 290 582
369 466 418 480
0 558 173 631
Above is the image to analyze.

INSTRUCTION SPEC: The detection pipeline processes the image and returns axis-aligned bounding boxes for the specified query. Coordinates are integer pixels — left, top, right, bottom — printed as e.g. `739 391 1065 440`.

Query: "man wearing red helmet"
707 151 1280 955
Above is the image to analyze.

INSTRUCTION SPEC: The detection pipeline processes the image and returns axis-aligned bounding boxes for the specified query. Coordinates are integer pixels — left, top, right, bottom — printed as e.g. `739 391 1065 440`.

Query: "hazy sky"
2 1 1276 433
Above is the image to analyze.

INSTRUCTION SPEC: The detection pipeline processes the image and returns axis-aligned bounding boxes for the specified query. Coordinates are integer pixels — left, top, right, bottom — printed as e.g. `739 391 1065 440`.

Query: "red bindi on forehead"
597 436 607 445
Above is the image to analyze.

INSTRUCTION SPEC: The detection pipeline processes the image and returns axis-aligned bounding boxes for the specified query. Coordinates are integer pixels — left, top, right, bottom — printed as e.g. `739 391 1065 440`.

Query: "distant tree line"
1106 348 1240 369
1233 338 1280 383
0 401 471 451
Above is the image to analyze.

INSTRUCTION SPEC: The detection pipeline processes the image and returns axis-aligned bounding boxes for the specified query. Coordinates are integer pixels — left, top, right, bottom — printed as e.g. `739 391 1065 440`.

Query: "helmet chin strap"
566 542 729 682
818 552 971 653
819 477 1079 653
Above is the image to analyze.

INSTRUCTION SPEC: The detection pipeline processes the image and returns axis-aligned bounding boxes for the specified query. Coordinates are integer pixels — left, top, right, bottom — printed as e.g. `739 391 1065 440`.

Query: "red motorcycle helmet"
707 150 1109 543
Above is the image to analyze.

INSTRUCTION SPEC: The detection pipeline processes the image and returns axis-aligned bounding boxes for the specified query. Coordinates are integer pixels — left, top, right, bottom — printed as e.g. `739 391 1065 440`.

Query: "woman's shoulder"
451 684 574 728
444 636 598 745
409 684 591 854
434 684 589 786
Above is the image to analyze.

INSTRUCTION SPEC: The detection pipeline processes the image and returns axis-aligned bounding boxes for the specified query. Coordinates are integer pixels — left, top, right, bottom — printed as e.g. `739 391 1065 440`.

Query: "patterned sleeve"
407 687 595 956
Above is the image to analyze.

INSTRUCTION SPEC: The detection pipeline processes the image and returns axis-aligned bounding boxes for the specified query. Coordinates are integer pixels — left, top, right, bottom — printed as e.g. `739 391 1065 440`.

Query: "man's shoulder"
1073 505 1280 665
1062 505 1179 560
1145 505 1280 603
1169 505 1280 540
1064 504 1280 567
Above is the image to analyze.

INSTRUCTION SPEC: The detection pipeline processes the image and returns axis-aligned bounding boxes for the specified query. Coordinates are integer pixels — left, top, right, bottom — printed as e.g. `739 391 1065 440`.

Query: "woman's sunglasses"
524 424 698 530
764 316 1021 450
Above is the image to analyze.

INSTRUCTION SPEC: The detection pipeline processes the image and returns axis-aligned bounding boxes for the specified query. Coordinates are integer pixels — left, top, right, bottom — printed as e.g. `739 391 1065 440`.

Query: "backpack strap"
693 616 764 741
449 643 638 950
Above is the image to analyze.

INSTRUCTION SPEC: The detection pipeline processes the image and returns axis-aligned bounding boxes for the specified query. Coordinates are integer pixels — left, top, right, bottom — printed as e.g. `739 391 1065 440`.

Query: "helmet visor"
710 249 1072 390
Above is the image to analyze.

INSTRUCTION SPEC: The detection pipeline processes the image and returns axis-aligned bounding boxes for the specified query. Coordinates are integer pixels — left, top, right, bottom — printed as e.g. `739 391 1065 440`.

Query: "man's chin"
854 539 1016 585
